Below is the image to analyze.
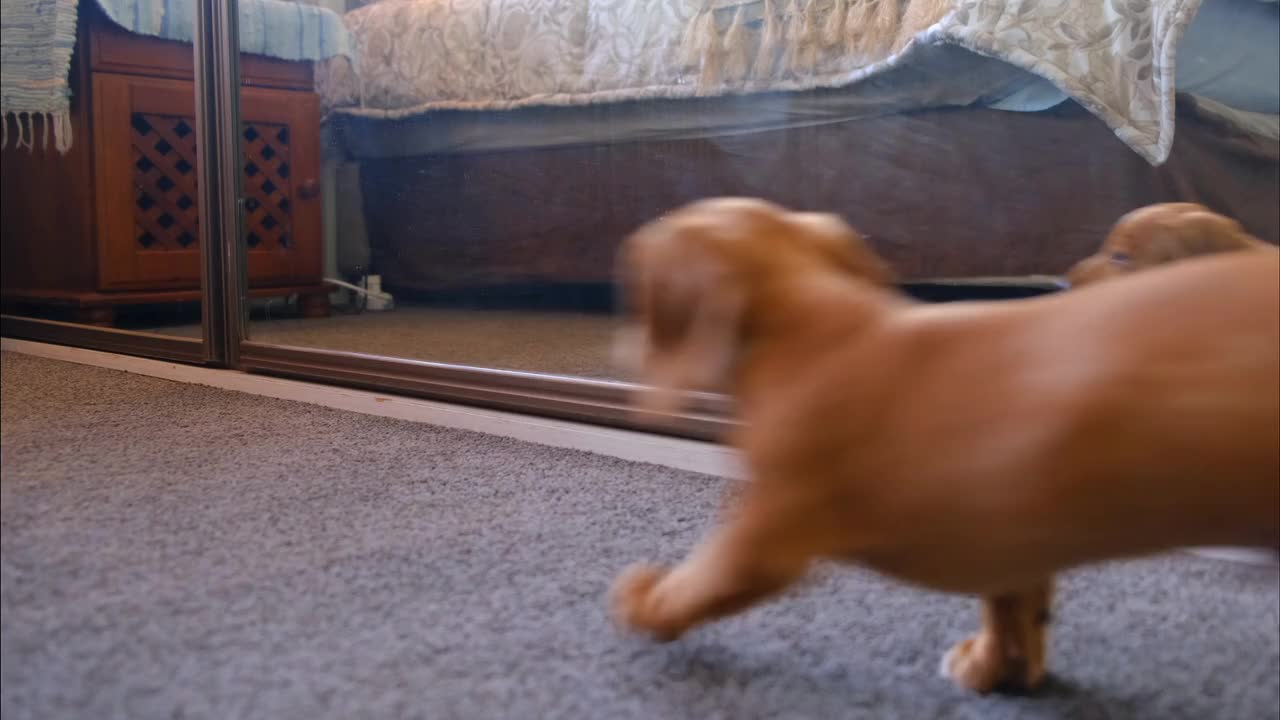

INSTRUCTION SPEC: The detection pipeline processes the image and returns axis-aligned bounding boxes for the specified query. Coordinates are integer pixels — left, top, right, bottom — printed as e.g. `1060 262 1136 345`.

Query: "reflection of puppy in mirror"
609 197 1279 696
1066 202 1273 287
1069 203 1280 568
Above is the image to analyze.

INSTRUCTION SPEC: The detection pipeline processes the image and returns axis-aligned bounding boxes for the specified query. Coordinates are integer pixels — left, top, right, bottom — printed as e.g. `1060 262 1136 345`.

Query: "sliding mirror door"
1 0 229 363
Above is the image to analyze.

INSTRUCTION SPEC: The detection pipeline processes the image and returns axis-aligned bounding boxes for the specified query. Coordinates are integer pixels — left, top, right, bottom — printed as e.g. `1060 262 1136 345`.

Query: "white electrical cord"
324 277 394 306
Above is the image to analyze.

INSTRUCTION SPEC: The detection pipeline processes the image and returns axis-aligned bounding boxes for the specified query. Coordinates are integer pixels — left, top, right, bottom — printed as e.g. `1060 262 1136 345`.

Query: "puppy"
1066 202 1272 286
1071 204 1279 568
609 198 1279 695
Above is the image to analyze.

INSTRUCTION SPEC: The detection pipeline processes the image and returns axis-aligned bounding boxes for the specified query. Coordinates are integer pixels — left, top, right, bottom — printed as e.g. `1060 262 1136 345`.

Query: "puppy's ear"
790 212 897 285
1172 210 1264 255
1129 206 1261 264
637 254 745 416
1130 228 1182 266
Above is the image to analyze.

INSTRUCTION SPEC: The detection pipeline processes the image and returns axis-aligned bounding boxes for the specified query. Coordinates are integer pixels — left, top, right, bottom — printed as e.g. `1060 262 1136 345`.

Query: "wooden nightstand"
1 3 330 325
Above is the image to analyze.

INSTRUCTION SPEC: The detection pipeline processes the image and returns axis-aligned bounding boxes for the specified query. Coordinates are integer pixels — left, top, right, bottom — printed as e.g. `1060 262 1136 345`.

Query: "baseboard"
1187 547 1278 567
1 338 742 479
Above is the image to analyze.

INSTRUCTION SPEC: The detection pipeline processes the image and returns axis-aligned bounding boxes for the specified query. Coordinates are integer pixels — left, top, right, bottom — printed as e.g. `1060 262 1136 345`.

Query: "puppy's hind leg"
609 493 815 642
943 578 1054 694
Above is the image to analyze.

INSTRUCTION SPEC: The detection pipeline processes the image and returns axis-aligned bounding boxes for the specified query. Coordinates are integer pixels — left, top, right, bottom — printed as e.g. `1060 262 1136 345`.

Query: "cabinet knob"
298 179 320 200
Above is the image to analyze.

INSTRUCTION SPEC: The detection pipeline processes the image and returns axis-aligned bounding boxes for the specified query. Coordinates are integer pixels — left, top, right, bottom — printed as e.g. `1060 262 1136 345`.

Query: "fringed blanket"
321 0 1201 164
1 0 350 153
0 0 79 153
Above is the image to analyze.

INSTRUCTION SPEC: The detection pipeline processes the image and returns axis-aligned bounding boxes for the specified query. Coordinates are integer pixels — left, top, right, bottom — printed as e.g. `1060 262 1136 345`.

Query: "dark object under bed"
356 97 1279 293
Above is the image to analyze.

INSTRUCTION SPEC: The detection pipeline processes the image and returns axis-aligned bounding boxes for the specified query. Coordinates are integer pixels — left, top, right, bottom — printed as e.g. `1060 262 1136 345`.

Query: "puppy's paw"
608 563 686 642
942 635 1041 695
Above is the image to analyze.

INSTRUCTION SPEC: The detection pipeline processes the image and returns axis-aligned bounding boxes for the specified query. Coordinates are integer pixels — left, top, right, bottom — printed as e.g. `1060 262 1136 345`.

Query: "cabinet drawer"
93 73 323 290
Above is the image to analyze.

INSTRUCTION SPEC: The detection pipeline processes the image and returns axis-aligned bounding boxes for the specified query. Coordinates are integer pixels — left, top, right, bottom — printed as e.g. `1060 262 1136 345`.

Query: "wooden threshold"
2 283 328 307
0 314 205 363
1 337 740 478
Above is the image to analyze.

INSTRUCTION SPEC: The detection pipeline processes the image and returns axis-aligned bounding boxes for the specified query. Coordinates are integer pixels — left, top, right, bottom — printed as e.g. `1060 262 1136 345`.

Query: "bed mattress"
324 0 1212 163
334 42 1047 159
330 0 1278 160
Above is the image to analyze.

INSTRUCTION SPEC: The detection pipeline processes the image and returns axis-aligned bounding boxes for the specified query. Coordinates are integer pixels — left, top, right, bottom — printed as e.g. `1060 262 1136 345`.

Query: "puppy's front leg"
943 578 1054 694
609 506 812 642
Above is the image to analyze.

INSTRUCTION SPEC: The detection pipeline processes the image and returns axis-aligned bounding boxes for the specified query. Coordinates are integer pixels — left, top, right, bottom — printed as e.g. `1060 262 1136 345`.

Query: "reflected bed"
319 0 1279 291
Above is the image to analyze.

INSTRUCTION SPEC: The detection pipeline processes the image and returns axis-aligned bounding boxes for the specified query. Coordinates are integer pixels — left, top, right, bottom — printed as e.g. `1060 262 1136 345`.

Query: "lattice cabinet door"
92 73 323 290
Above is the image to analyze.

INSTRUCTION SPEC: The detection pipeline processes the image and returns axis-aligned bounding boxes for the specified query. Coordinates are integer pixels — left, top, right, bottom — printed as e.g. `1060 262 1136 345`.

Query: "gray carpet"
2 352 1277 720
152 306 619 379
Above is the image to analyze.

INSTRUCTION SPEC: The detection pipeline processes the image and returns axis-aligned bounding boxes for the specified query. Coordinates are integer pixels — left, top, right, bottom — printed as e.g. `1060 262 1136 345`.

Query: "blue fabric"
985 74 1072 113
92 0 351 62
989 0 1279 114
1177 0 1279 114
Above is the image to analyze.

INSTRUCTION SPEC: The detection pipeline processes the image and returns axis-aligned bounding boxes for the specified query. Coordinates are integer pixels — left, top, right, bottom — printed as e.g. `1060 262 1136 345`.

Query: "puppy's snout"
1065 254 1122 288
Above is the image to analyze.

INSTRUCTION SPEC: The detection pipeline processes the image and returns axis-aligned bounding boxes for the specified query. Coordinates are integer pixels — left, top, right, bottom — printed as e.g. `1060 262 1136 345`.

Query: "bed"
316 0 1279 292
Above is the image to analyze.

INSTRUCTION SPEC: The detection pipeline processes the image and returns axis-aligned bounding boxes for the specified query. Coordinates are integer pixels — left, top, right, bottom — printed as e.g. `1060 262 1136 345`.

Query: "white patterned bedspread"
319 0 1202 164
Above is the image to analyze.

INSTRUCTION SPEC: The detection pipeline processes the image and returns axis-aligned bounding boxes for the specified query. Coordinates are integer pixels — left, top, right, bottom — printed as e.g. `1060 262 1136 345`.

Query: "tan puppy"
1071 204 1279 568
609 198 1280 695
1066 202 1272 286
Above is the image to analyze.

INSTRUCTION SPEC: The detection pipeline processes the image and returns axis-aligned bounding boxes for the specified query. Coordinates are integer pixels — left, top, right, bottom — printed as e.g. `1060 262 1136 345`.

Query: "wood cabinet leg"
298 292 331 319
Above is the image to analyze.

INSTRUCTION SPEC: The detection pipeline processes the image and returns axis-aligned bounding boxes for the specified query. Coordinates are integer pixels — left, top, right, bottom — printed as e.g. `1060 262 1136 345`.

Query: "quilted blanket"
321 0 1203 164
